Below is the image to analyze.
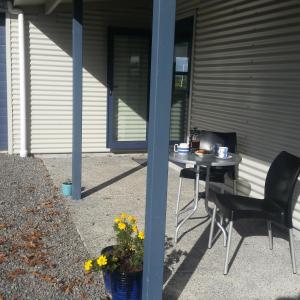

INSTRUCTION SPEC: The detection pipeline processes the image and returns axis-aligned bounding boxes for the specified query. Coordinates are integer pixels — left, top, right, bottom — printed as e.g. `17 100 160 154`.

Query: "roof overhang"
13 0 109 14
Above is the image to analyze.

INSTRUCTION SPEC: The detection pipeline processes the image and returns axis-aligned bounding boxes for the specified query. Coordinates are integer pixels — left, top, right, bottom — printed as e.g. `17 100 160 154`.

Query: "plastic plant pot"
110 270 142 300
61 182 72 196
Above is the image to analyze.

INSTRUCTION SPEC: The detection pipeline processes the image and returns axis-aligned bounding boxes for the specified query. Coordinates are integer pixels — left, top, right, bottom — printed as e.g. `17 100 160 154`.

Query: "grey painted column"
72 0 83 200
142 0 176 299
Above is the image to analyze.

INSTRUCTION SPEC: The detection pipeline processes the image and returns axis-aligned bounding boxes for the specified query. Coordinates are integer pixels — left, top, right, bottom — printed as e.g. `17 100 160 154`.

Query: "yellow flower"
97 255 108 267
132 225 138 233
84 259 93 272
121 213 128 219
138 231 144 240
114 217 121 223
128 215 136 224
118 222 126 230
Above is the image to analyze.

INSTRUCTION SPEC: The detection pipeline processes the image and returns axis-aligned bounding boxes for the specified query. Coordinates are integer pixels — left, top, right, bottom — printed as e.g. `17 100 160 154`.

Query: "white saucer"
216 155 232 159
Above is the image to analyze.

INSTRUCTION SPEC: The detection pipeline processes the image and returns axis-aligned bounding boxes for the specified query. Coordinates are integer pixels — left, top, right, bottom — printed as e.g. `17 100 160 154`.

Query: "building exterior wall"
8 2 151 154
7 0 300 229
177 0 300 230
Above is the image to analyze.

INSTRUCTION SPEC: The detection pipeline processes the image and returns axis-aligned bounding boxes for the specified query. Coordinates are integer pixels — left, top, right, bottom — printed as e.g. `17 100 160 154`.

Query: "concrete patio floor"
43 154 300 300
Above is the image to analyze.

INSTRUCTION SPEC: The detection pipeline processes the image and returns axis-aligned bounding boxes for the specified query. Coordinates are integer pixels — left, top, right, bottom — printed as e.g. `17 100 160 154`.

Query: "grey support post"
142 0 176 299
71 0 83 200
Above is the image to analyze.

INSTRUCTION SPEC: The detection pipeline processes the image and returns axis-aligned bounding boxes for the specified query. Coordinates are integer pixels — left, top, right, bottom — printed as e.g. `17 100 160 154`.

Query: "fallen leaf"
10 243 23 254
21 231 44 242
20 252 53 267
80 292 89 299
0 253 6 264
25 186 35 193
60 278 81 294
22 207 39 214
0 224 7 230
83 274 94 285
31 271 57 284
7 269 26 280
0 237 7 245
41 201 54 209
24 240 43 250
61 284 74 294
46 210 60 217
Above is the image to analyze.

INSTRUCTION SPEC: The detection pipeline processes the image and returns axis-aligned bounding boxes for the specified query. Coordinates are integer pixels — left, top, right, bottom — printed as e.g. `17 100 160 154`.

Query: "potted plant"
61 179 72 196
84 213 144 300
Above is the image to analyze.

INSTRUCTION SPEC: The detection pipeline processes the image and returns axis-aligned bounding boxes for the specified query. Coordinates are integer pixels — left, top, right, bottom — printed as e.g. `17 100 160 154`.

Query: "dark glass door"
170 17 194 142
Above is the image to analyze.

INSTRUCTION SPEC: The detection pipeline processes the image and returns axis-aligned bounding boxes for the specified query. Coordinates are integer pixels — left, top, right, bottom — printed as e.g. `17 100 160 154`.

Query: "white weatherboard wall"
9 3 151 154
177 0 300 230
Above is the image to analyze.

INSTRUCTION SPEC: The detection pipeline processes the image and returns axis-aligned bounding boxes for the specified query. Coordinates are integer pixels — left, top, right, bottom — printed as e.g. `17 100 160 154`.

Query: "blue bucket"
110 271 142 300
61 182 72 196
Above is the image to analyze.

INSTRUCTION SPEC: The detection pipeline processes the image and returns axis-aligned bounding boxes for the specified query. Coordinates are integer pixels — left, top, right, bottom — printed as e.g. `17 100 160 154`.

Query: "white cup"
218 146 228 159
174 143 189 153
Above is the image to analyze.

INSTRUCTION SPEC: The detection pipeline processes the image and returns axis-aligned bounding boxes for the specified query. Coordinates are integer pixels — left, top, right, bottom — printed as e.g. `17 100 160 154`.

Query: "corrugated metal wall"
177 0 300 230
9 2 151 153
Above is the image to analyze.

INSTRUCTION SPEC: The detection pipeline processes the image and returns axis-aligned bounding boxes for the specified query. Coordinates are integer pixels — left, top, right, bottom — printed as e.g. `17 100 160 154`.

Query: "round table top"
169 151 242 167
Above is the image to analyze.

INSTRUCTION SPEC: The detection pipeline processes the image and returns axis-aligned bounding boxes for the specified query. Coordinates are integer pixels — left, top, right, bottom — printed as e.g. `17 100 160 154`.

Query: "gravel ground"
0 154 106 300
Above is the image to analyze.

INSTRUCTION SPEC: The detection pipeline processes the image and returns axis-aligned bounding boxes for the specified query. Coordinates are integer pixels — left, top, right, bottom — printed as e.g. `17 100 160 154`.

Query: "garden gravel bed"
0 154 106 300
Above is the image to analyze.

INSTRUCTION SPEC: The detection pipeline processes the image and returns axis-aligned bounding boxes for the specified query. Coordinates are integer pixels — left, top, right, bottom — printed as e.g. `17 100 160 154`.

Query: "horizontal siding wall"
177 0 300 230
9 3 151 154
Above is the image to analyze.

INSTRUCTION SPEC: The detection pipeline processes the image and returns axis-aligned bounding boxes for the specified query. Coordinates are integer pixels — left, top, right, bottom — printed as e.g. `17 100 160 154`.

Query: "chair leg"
233 180 237 195
224 220 233 275
267 221 273 250
220 184 225 194
175 178 183 228
208 205 217 249
220 215 227 247
289 228 297 274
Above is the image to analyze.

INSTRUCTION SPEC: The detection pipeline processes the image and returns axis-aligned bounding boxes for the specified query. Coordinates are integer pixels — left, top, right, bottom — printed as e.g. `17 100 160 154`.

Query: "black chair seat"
216 194 285 224
212 151 300 275
180 167 227 183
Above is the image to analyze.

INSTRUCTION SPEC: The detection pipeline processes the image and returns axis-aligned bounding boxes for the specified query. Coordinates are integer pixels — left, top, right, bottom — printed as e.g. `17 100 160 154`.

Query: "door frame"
106 27 151 150
0 13 8 151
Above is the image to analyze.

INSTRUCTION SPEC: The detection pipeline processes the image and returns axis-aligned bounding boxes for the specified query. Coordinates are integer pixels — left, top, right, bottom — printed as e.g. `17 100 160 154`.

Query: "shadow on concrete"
276 295 300 300
81 161 147 198
163 224 211 299
176 216 210 244
163 237 188 285
163 218 293 299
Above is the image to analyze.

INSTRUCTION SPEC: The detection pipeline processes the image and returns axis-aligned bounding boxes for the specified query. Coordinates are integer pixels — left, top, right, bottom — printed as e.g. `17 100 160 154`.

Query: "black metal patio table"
169 151 242 247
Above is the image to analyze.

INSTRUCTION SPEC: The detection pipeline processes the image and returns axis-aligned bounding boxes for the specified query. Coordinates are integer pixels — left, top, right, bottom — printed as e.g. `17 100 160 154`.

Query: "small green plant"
84 213 144 273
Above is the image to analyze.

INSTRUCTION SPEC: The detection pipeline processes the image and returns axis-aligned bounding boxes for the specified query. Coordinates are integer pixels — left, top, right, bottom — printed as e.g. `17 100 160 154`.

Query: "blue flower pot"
61 182 72 196
103 270 112 297
110 271 142 300
101 246 114 298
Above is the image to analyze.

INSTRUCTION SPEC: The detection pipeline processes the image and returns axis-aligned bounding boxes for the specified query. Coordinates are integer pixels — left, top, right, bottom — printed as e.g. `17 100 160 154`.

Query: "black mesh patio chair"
175 131 237 244
214 151 300 275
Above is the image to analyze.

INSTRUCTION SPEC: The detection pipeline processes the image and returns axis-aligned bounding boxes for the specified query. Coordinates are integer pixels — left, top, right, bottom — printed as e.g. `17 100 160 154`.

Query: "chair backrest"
199 131 237 153
265 151 300 227
199 131 237 179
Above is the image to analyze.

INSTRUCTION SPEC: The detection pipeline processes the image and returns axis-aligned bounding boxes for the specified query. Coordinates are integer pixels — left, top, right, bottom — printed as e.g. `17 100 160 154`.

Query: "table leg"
205 165 227 248
174 165 200 243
